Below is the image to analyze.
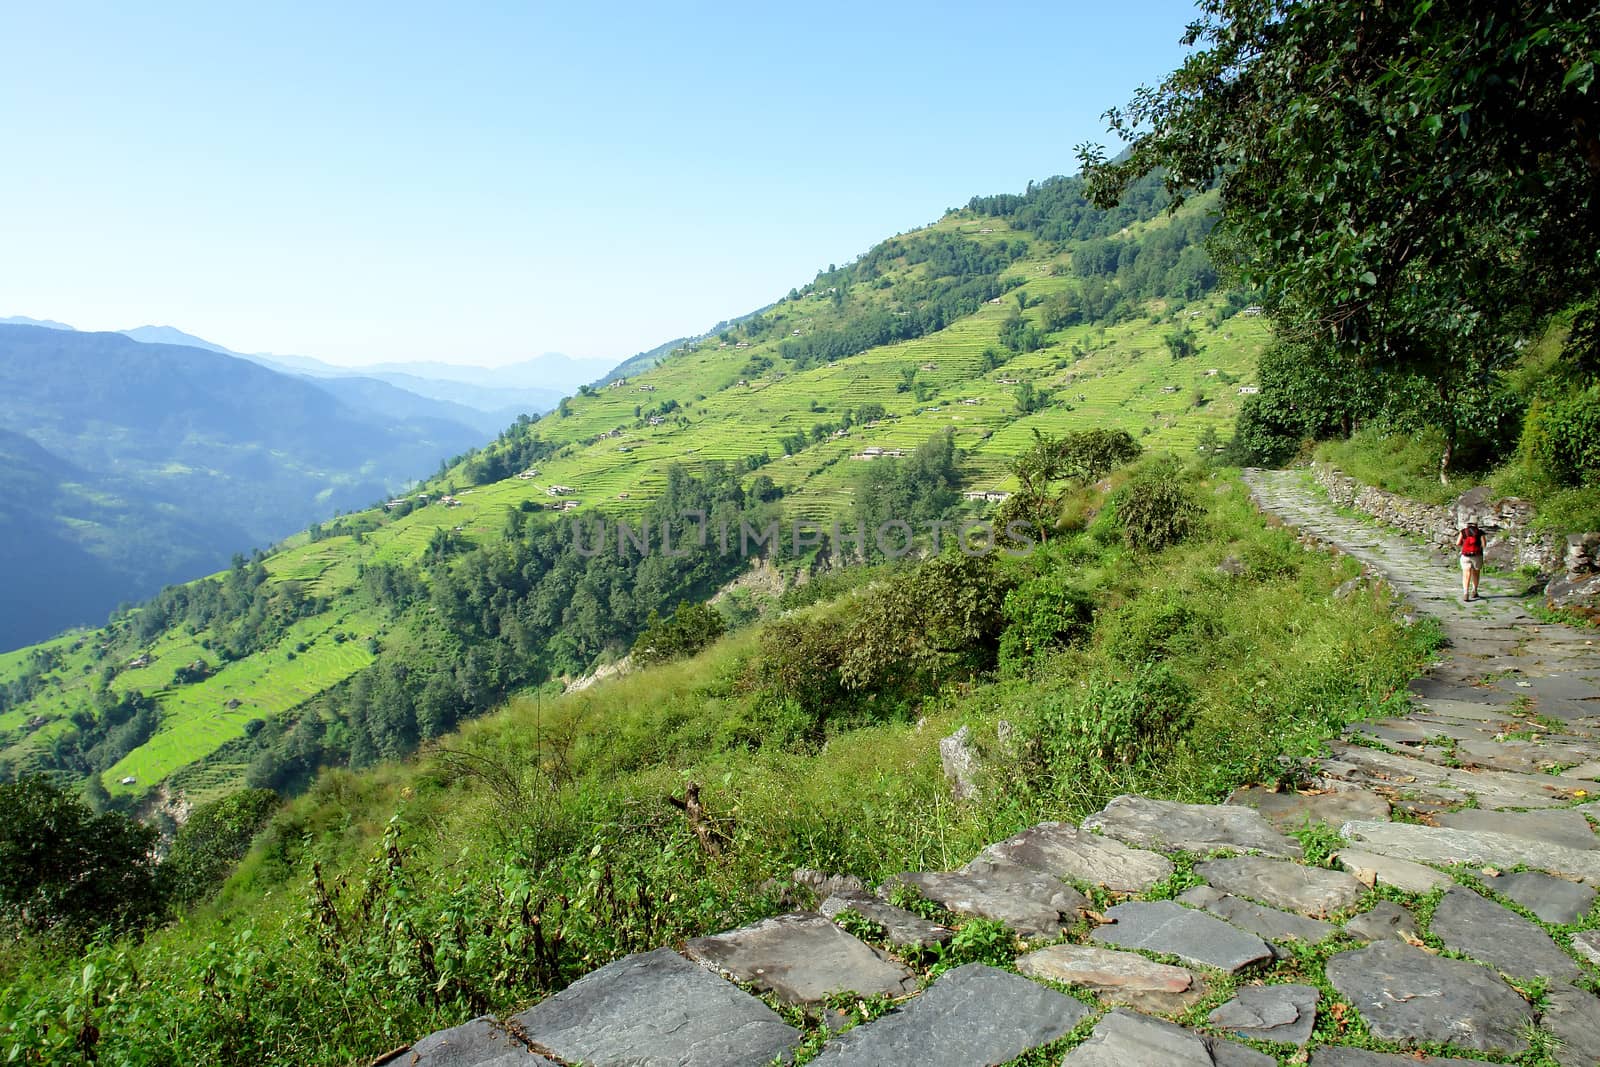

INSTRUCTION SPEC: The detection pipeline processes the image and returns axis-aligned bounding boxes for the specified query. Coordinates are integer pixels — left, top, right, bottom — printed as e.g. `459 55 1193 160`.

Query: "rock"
1208 984 1319 1045
975 820 1173 893
1061 1008 1275 1066
1324 941 1532 1055
1308 1050 1490 1066
1544 983 1600 1067
406 1016 552 1066
1333 848 1450 894
939 725 980 801
1340 820 1600 883
805 963 1088 1067
883 864 1087 941
1083 795 1302 858
1547 569 1600 617
1341 901 1420 944
819 891 954 948
683 912 917 1004
1217 555 1245 577
793 868 866 898
1427 885 1582 980
511 947 800 1067
1332 576 1366 599
1325 741 1574 808
1194 856 1365 917
1014 943 1205 1014
1484 870 1596 925
1177 886 1336 954
1089 899 1273 972
1435 807 1599 850
1572 928 1600 967
1226 785 1390 830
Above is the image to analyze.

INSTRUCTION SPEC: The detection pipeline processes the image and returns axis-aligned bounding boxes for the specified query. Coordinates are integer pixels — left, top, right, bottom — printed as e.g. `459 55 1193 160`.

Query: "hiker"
1457 521 1484 601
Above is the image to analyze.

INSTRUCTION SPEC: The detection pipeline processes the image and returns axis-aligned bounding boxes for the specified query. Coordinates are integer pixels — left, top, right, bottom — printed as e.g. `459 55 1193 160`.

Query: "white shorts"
1460 554 1482 573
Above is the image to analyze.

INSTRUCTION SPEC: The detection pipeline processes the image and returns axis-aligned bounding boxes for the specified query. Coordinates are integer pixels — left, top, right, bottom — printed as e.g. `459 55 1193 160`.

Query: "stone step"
1089 899 1273 972
508 947 800 1067
880 861 1088 941
1193 855 1365 917
1082 794 1302 858
803 963 1088 1067
974 820 1173 893
1062 1007 1274 1066
683 912 917 1005
1340 819 1600 883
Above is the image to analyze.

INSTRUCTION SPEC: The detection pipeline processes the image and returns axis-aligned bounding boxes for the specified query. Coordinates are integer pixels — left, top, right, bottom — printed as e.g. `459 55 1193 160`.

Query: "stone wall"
1310 462 1600 616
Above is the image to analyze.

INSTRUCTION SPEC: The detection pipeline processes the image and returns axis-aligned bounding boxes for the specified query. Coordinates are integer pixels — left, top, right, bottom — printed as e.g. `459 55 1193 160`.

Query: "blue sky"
1 1 1200 368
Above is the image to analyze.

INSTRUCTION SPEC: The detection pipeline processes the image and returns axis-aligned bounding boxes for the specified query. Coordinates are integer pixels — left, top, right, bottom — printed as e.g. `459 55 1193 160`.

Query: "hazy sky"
1 1 1200 368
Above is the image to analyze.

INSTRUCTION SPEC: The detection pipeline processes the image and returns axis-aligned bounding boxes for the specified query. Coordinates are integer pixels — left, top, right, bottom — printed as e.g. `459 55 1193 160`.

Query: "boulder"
1062 1008 1274 1066
939 725 980 801
1207 984 1319 1045
1194 856 1365 917
1333 849 1450 895
405 1016 552 1067
1426 885 1581 981
1483 870 1596 925
1341 901 1420 944
1015 943 1205 1014
1177 886 1336 956
818 891 954 948
882 863 1087 941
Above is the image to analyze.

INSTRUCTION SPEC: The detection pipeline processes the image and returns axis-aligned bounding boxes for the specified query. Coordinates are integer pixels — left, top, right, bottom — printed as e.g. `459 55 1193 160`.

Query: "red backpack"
1461 528 1482 556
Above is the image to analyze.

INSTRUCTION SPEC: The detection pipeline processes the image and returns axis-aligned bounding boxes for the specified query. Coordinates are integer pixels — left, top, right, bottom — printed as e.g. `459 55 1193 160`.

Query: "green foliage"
1089 0 1600 361
0 777 163 936
998 569 1095 672
937 918 1017 970
1014 663 1195 777
1113 463 1201 552
1527 383 1600 487
164 788 280 906
1086 0 1600 469
631 603 727 669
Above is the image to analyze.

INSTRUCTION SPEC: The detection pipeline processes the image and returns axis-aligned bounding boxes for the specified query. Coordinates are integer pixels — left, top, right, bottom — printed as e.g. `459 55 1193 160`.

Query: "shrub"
163 788 280 906
631 602 726 668
998 572 1095 671
1527 384 1600 487
1098 591 1201 665
1017 663 1195 782
1114 463 1201 552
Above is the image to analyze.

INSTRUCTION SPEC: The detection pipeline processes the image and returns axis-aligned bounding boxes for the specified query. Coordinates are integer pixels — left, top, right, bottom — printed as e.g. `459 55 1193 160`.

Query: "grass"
2 201 1271 798
0 466 1458 1067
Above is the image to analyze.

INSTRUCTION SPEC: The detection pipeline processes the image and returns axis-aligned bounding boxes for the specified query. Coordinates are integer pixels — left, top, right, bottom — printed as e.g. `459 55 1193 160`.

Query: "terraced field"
0 198 1267 802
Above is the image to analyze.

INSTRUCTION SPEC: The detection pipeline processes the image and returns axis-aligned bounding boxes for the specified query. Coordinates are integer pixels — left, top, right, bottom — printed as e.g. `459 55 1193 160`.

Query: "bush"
1113 463 1202 552
1098 592 1201 665
631 602 726 668
163 788 280 906
998 571 1095 671
1017 663 1195 780
1527 384 1600 487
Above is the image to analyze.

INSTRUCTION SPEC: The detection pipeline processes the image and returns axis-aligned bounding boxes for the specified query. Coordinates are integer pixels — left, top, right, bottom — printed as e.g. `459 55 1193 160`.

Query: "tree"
1163 328 1197 361
0 777 163 934
1083 0 1600 479
163 787 279 905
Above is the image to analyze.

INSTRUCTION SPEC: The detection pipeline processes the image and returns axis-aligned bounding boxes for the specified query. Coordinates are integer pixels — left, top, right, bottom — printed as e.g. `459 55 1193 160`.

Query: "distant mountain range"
0 324 504 649
1 317 619 435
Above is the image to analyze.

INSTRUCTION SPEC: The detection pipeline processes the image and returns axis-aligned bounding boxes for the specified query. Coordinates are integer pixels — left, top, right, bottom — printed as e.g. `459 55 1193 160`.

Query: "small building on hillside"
963 490 1012 503
1238 385 1261 395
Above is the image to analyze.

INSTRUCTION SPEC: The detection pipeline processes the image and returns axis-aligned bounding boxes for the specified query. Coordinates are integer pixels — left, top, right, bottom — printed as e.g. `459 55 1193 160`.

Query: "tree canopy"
1082 0 1600 472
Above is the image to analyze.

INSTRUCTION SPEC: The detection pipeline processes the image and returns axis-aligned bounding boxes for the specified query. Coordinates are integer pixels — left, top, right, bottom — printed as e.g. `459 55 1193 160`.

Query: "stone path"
391 469 1600 1067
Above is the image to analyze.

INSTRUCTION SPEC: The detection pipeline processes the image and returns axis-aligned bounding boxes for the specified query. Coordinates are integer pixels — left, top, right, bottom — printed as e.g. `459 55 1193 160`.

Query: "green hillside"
0 177 1265 808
